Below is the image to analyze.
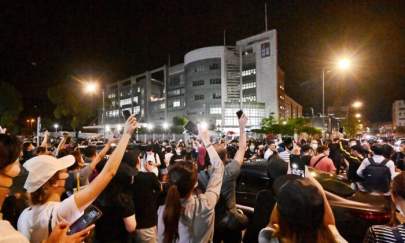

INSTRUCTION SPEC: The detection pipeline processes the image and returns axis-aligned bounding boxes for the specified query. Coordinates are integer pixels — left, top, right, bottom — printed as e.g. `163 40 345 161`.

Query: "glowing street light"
147 123 154 131
337 58 351 71
355 113 362 118
117 124 122 131
199 121 208 130
84 81 98 94
322 56 353 116
105 125 111 132
352 101 363 109
53 123 59 133
162 122 169 130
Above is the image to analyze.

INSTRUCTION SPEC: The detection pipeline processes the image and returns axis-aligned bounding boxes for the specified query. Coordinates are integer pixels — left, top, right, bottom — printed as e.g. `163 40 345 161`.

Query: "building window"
210 107 221 114
160 103 166 109
242 82 256 90
193 65 205 72
173 100 181 107
168 89 181 96
261 42 270 57
210 79 221 85
212 93 221 99
242 96 256 102
209 63 219 70
120 98 132 107
133 96 138 103
242 69 256 77
194 95 204 101
134 106 140 115
192 80 204 86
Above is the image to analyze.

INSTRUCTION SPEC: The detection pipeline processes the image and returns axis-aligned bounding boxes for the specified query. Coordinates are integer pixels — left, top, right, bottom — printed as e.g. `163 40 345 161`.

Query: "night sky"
1 0 404 123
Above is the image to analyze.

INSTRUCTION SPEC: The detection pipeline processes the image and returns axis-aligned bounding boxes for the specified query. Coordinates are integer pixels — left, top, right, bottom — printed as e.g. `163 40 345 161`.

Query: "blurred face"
49 169 69 195
323 149 330 156
400 144 405 153
0 158 21 207
269 144 277 152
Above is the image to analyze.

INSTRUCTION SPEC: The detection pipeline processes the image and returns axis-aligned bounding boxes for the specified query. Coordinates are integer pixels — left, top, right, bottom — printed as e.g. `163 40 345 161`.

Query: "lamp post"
54 123 59 133
83 81 105 137
322 57 352 117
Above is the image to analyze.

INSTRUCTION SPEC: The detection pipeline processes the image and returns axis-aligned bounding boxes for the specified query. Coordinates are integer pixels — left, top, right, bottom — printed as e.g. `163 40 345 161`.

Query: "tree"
48 83 96 132
0 82 23 131
260 116 321 136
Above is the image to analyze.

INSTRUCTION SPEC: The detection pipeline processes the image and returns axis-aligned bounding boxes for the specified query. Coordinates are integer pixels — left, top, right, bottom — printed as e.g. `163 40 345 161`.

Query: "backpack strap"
313 156 326 168
368 157 376 165
381 159 389 167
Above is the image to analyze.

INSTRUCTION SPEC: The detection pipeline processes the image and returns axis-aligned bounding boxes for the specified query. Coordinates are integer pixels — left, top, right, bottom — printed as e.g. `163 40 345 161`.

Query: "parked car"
236 160 391 243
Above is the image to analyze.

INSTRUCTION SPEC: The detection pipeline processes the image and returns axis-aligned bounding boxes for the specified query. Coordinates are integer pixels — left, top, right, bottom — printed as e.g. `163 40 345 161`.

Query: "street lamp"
53 123 59 133
162 122 169 130
84 82 98 94
322 56 353 116
352 101 363 109
355 113 362 118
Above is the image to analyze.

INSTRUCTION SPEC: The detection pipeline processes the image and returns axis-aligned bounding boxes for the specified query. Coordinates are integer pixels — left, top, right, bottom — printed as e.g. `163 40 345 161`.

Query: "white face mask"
311 144 318 150
350 141 357 147
176 149 182 155
250 145 255 152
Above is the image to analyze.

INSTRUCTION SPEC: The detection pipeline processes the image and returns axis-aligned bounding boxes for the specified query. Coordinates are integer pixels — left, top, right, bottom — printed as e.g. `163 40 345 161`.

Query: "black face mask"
24 151 34 160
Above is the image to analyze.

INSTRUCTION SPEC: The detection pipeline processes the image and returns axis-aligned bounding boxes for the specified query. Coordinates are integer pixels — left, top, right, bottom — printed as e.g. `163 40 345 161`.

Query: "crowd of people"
1 114 405 243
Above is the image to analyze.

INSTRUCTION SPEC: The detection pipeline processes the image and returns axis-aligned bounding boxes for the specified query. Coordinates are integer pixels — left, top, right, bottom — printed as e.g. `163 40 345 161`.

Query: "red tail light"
352 211 391 224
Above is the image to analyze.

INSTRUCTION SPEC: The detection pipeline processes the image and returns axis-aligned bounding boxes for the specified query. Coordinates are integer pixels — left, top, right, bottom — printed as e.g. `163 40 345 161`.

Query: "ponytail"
163 184 182 243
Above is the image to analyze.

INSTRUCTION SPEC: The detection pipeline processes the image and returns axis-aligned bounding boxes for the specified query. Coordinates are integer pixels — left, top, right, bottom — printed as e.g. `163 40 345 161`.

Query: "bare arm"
88 139 116 170
55 137 66 157
74 116 137 209
234 114 248 165
123 215 137 233
40 130 49 148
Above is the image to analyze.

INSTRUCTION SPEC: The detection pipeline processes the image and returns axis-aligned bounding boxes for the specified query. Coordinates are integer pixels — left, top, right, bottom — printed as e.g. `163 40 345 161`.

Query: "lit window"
120 98 132 107
242 69 256 77
133 96 138 103
160 103 166 109
134 106 140 115
210 107 221 114
242 82 256 90
173 100 181 107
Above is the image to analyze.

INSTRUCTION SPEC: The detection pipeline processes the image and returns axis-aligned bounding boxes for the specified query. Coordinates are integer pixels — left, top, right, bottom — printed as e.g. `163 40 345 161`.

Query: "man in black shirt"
132 161 162 243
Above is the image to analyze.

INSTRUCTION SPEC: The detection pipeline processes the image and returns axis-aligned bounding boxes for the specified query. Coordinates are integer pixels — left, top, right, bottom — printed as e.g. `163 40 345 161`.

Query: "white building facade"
393 100 405 128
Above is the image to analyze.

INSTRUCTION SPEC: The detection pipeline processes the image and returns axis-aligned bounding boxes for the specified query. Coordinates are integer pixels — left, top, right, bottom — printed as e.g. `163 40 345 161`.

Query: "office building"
393 100 405 128
102 30 302 132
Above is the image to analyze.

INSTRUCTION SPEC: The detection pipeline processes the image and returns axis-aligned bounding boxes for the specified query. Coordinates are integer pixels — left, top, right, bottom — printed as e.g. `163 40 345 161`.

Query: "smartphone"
123 110 131 120
68 205 102 235
236 110 243 119
184 121 199 135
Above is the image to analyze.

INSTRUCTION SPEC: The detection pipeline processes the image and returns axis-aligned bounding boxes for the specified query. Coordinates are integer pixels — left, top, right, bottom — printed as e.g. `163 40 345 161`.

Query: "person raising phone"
17 116 138 243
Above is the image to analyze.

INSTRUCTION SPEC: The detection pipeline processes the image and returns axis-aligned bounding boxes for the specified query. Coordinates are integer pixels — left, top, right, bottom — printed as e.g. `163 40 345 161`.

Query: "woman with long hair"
17 116 138 243
157 127 224 243
259 170 347 243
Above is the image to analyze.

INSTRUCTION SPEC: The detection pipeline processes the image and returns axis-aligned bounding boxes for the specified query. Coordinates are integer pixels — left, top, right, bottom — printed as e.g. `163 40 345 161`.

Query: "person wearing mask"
212 114 248 243
363 172 405 242
157 127 224 243
393 141 405 171
164 146 174 169
357 144 396 193
17 116 137 243
310 139 319 155
169 143 185 166
0 133 94 243
132 154 162 243
258 172 347 243
141 145 161 177
310 145 336 173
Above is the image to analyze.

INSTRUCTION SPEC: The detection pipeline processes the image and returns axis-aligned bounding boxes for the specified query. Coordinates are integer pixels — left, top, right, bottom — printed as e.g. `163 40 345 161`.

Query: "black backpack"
363 158 391 193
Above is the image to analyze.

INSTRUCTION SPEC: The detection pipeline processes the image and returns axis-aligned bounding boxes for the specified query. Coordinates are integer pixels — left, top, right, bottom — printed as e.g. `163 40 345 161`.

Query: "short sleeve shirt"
0 220 29 243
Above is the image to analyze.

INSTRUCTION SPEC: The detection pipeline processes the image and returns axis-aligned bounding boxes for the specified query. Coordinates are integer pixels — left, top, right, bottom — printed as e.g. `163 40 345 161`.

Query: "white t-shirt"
141 152 161 176
17 196 84 243
0 220 29 243
164 152 173 167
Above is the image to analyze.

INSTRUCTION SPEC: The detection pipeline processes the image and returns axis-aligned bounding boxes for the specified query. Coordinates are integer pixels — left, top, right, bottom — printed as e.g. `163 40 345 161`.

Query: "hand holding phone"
236 110 243 119
68 205 102 235
123 110 131 120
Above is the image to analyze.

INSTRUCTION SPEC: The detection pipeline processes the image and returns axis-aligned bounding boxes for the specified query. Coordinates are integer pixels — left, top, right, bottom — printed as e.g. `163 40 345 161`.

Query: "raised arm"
234 114 248 165
55 136 66 157
40 130 49 149
74 116 137 209
88 138 117 170
199 127 224 209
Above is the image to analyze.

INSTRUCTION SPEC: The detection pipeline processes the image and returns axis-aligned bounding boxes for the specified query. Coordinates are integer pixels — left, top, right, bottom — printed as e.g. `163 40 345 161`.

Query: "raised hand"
124 115 138 135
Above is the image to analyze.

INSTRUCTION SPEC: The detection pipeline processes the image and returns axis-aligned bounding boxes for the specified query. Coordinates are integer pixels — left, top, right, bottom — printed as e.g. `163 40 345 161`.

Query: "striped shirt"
279 149 291 163
364 224 405 243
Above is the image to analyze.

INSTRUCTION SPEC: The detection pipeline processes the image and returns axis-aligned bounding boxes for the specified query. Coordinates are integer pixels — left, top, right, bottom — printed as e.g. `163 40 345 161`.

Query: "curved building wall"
184 47 225 125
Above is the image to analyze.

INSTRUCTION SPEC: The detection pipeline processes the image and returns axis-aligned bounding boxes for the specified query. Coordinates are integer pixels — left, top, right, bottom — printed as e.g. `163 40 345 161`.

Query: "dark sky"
1 0 404 123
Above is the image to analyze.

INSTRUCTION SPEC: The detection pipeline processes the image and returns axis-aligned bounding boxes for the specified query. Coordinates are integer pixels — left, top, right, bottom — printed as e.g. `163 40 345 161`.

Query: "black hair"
371 144 384 156
0 134 22 170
